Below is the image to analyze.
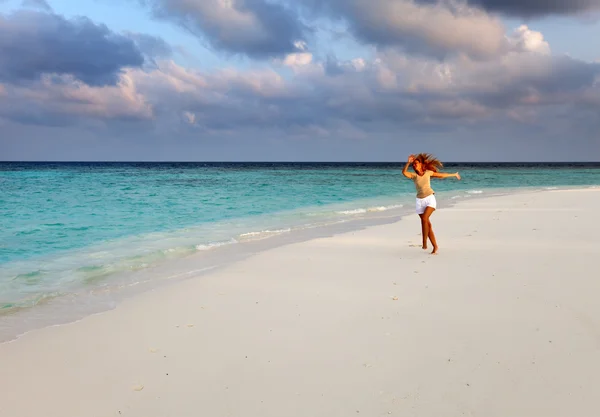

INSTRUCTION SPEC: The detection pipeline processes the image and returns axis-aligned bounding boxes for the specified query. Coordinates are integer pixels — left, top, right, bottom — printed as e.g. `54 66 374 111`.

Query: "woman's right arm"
402 155 414 179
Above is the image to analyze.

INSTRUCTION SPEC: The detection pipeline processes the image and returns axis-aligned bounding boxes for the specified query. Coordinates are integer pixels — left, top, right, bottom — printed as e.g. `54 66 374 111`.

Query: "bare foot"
422 245 428 250
431 246 438 255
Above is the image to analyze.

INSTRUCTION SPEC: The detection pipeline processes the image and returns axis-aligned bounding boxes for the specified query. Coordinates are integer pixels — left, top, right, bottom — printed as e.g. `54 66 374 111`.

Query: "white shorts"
416 194 436 214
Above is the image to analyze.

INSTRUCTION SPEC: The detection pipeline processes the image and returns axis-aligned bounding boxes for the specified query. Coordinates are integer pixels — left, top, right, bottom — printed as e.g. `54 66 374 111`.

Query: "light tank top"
413 170 434 198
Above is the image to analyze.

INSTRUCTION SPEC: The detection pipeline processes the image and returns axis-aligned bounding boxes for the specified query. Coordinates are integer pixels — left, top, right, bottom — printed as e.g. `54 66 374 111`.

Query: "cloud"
125 32 174 59
0 72 153 126
21 0 53 12
373 42 600 124
182 111 196 124
0 10 145 86
1 7 599 160
139 0 308 58
134 0 588 63
456 0 600 18
299 0 508 60
3 39 600 133
116 37 599 136
282 52 313 68
427 99 490 120
508 25 550 55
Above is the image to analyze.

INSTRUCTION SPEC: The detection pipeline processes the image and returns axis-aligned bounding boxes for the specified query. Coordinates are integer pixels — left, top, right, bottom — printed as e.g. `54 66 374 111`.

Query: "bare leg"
427 220 438 254
421 206 438 254
419 214 427 249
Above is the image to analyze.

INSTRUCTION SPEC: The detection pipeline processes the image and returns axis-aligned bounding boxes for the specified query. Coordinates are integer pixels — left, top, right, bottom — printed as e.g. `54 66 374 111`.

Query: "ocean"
1 162 600 339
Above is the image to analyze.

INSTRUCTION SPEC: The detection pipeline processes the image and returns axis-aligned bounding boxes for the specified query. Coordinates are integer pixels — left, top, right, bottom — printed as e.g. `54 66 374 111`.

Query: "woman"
402 153 461 254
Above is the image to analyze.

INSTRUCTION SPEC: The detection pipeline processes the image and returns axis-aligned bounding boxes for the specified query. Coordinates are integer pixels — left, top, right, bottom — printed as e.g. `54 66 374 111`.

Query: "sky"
1 0 600 161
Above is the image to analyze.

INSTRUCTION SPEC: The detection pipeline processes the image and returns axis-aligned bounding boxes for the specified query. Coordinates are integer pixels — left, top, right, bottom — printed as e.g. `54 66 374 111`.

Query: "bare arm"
402 155 415 179
431 171 461 180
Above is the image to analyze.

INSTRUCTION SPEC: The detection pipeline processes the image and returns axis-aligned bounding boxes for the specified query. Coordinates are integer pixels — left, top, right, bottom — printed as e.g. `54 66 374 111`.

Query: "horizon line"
2 160 600 164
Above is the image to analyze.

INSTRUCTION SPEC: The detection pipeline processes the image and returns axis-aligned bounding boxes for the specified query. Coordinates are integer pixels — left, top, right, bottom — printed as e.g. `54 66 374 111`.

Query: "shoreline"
1 184 597 343
1 187 599 416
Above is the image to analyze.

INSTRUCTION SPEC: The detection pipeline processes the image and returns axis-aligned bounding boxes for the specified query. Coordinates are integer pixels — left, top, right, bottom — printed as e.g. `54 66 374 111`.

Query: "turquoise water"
1 162 600 312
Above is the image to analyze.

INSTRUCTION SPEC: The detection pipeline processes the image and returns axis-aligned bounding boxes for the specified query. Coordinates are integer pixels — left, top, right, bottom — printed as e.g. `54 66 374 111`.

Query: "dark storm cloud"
457 0 600 18
0 10 145 86
139 0 308 58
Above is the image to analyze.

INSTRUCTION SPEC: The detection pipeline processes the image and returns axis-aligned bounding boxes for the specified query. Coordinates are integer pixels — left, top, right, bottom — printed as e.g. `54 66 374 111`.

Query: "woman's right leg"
419 213 428 249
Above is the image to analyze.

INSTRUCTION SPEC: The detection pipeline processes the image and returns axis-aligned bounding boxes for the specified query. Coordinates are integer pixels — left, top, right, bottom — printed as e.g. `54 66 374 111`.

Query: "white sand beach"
1 189 599 417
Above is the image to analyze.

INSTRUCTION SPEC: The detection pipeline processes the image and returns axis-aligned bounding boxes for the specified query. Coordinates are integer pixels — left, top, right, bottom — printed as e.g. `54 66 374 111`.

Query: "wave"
238 228 291 240
337 208 367 215
336 204 403 215
195 239 238 251
466 190 483 194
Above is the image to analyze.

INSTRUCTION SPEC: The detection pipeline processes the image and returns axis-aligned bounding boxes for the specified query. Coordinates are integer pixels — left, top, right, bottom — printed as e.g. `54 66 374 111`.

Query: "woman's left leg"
420 206 438 254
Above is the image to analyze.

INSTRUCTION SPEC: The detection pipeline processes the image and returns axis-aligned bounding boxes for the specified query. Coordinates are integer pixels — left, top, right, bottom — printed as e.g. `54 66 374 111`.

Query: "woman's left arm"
431 172 461 180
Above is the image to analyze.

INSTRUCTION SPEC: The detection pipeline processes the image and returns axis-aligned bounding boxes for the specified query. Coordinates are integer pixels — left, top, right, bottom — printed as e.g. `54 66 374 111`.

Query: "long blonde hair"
414 153 443 173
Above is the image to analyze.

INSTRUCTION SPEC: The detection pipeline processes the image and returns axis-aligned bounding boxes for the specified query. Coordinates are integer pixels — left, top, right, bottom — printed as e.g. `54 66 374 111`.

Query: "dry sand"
1 189 599 417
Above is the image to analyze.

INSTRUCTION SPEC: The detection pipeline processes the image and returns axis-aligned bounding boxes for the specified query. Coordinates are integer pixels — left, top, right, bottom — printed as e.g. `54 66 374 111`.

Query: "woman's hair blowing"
414 153 443 172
